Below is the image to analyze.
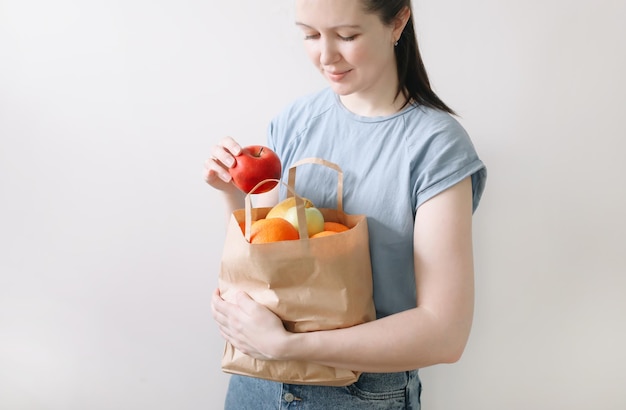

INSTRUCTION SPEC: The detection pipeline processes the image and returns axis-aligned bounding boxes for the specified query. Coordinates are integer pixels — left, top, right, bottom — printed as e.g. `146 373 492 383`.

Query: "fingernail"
225 158 235 167
220 171 232 183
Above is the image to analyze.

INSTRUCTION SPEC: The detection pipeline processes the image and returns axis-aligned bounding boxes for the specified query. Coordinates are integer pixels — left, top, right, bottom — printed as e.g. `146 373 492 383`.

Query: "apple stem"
257 147 264 157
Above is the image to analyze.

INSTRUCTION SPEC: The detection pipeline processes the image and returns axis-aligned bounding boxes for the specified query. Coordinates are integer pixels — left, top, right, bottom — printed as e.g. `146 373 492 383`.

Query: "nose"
319 38 340 66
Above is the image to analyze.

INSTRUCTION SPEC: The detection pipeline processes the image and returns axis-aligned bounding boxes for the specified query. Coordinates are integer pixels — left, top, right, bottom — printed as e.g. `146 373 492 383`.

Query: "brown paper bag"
218 158 376 386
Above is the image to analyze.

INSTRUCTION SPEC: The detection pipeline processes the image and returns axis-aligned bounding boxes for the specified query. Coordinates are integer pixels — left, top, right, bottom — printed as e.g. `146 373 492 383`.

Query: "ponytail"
362 0 456 114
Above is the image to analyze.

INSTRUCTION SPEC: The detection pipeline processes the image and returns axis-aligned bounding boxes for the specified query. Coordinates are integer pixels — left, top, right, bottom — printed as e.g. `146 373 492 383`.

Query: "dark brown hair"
361 0 455 114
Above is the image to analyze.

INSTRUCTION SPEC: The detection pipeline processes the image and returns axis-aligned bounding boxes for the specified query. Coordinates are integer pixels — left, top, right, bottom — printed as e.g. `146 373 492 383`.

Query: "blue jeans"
224 370 421 409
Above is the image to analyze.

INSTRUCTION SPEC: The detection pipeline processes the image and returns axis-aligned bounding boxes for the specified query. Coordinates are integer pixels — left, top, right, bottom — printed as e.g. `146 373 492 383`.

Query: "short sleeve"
409 114 487 213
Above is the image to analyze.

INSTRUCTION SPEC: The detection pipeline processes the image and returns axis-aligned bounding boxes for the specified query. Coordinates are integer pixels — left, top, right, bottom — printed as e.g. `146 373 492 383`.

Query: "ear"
392 6 411 41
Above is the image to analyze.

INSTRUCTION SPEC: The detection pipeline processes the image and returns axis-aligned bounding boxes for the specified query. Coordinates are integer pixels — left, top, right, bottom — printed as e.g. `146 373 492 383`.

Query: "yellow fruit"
283 206 325 237
266 196 315 219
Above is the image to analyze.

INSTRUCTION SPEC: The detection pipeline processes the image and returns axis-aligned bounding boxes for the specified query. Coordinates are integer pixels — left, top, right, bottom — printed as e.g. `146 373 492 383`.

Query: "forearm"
222 186 278 216
281 305 472 373
220 189 245 218
274 179 476 373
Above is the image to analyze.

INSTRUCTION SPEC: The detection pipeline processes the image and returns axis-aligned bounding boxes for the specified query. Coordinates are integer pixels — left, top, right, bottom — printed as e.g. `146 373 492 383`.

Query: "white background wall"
1 0 624 409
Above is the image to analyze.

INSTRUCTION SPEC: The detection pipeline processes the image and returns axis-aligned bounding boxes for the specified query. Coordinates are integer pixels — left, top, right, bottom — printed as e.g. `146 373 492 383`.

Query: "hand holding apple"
228 145 282 194
204 136 243 191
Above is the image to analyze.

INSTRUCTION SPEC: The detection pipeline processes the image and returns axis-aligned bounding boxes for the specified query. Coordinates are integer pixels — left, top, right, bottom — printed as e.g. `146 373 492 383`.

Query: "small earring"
394 40 399 47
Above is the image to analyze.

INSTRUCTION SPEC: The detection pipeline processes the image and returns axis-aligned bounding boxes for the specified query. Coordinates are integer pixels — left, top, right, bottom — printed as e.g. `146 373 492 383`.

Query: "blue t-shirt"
268 87 487 318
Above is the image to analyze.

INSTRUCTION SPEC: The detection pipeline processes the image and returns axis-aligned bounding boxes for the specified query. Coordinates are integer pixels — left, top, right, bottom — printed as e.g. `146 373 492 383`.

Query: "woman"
205 0 487 408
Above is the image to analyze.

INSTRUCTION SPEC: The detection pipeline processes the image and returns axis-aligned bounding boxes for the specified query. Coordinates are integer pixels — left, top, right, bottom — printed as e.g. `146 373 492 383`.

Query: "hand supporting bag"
218 158 376 386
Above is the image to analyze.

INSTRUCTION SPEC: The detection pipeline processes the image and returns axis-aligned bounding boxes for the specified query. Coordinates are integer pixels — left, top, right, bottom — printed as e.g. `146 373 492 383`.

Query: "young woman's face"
295 0 400 99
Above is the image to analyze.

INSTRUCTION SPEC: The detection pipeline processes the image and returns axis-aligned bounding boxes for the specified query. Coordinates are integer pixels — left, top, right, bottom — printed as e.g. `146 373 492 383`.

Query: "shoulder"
274 87 335 127
267 87 337 150
403 105 470 147
402 105 480 171
403 106 486 212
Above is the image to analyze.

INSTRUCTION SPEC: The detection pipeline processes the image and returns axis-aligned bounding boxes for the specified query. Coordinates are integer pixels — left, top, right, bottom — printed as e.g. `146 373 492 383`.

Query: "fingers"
211 288 228 322
211 290 255 330
221 136 242 158
210 138 240 167
211 289 245 345
235 291 258 315
211 136 242 169
211 288 285 360
203 164 231 186
203 137 243 187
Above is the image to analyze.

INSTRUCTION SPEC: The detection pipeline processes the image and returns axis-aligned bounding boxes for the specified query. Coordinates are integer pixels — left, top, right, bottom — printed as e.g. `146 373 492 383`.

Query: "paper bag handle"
287 158 344 213
244 179 309 241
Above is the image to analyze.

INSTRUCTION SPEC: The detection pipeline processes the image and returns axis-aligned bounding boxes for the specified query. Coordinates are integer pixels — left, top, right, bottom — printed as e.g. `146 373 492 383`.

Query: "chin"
328 83 356 96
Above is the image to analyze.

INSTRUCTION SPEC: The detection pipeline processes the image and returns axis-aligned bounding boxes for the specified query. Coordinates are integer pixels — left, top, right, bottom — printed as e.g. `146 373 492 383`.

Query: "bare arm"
282 177 475 371
213 177 475 372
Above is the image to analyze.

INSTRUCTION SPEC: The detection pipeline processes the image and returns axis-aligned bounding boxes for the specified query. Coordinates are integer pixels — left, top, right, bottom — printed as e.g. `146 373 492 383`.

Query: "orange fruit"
238 221 246 234
310 230 338 239
323 221 350 232
249 218 300 244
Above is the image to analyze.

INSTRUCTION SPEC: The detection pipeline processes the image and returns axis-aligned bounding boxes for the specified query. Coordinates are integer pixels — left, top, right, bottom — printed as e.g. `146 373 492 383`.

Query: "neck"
340 91 407 117
338 69 407 117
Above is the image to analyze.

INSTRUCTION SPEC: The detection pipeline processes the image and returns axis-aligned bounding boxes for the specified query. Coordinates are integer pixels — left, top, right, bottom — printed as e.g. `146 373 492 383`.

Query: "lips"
325 69 352 82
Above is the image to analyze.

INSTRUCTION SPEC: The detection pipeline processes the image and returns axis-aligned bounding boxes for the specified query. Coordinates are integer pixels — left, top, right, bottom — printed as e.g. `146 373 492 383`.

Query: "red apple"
229 145 282 194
